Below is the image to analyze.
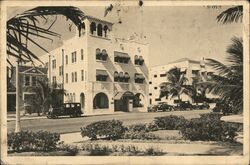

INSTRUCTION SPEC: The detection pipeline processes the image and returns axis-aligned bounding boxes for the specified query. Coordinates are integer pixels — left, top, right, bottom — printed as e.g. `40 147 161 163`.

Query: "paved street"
7 110 211 134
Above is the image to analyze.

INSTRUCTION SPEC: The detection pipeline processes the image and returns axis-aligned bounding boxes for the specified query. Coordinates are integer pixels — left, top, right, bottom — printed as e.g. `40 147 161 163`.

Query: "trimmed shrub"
180 113 237 142
127 124 148 132
57 142 79 156
8 131 60 152
123 131 160 140
80 120 126 140
154 115 188 130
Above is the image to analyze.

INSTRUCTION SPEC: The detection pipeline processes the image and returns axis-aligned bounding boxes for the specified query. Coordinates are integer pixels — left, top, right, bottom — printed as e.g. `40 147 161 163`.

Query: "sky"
7 5 242 67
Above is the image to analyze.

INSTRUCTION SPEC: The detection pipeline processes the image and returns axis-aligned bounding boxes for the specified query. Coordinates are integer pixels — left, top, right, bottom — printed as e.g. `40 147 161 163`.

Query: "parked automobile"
194 102 210 110
174 101 194 111
156 102 174 111
47 103 82 119
147 104 157 112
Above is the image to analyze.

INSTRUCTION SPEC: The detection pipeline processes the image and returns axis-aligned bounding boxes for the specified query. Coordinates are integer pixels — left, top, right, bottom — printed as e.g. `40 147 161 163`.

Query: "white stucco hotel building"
149 58 213 106
37 15 149 114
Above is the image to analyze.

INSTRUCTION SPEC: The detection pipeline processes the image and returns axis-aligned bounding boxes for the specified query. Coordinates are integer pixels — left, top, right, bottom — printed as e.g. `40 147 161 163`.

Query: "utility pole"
15 60 21 132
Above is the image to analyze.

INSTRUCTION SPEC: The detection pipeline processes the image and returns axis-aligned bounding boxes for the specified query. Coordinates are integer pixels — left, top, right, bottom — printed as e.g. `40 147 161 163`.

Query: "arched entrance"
93 92 109 109
114 91 134 112
80 93 85 110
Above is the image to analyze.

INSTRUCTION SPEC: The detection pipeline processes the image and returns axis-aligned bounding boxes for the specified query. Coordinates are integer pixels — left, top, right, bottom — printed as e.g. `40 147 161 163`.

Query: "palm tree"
217 6 243 24
160 67 191 105
7 6 85 132
203 37 243 114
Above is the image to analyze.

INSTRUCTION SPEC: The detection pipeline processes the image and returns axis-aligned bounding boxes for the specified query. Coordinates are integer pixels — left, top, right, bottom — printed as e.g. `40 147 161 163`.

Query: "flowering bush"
8 131 60 152
80 120 126 140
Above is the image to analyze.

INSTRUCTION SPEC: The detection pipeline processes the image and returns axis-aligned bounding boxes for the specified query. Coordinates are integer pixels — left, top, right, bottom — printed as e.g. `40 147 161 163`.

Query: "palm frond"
7 6 85 65
217 6 243 24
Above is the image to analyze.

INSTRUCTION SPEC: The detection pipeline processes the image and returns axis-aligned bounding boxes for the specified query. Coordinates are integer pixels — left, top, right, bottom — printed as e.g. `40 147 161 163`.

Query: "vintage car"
156 102 174 111
47 103 82 119
174 101 194 111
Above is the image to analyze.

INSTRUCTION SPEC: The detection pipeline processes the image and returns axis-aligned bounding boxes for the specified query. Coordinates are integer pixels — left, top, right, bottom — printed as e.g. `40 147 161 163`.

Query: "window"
24 76 30 86
149 81 152 84
114 51 130 64
134 73 145 84
66 73 68 83
81 49 84 60
103 25 108 37
59 66 63 76
154 75 157 78
135 55 144 65
81 70 84 81
155 98 161 101
72 51 77 63
52 60 56 69
160 73 166 77
96 70 108 81
93 92 109 109
96 49 108 61
72 72 74 82
31 76 37 86
52 76 56 84
154 87 158 90
97 23 103 36
90 22 96 35
114 71 119 82
124 72 130 82
74 72 77 82
149 93 152 96
65 55 68 65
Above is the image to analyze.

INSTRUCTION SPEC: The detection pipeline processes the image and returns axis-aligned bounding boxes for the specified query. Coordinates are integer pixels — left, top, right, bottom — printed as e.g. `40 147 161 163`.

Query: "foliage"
7 7 85 65
212 100 233 115
180 113 237 142
81 143 164 156
123 131 160 140
217 6 243 24
146 122 159 132
8 131 60 152
80 120 126 140
203 37 243 114
159 67 192 104
154 115 188 130
127 123 148 132
57 142 79 156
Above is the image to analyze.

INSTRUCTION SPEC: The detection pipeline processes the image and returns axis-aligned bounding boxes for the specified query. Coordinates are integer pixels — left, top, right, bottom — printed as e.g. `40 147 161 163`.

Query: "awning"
114 51 130 59
96 70 108 76
114 91 134 100
135 74 145 79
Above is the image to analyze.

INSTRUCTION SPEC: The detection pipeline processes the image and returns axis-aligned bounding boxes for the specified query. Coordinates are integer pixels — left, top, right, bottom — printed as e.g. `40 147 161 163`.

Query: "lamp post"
15 60 21 132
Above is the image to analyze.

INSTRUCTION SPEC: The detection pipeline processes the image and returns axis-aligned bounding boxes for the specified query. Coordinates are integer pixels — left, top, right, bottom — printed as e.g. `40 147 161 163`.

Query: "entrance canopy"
114 91 134 100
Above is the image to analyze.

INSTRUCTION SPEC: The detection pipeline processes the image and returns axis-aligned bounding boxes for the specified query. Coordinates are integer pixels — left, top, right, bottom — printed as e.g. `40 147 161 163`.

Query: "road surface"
7 110 210 134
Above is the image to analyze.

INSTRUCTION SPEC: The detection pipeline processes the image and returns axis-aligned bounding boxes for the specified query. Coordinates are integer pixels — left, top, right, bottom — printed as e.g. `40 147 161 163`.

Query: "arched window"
124 72 130 82
90 22 96 35
139 56 144 65
93 92 109 109
96 48 101 60
134 55 139 65
103 25 108 37
102 49 108 60
97 24 103 36
70 93 72 102
114 71 119 82
119 72 124 82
